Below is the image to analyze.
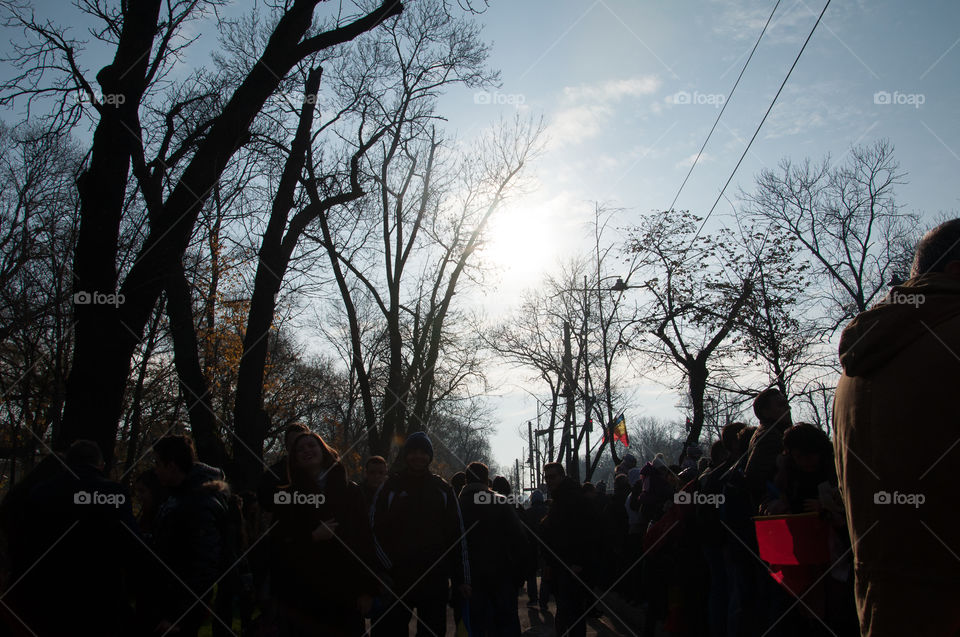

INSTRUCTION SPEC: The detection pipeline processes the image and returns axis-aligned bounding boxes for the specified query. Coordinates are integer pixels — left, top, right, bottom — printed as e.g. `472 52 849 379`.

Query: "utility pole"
527 421 536 489
561 320 578 480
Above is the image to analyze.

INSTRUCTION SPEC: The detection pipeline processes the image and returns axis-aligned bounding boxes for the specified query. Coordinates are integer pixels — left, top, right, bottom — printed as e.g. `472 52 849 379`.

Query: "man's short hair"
543 461 565 477
154 435 196 473
911 219 960 278
365 455 387 469
465 462 489 484
65 439 103 467
753 387 785 420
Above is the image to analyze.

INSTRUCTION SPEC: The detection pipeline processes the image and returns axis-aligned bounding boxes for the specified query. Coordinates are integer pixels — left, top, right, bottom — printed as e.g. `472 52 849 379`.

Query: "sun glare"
484 203 557 287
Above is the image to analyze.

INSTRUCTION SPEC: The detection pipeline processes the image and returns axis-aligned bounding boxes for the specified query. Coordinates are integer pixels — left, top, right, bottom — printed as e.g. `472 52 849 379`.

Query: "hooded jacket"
152 462 231 622
834 273 960 634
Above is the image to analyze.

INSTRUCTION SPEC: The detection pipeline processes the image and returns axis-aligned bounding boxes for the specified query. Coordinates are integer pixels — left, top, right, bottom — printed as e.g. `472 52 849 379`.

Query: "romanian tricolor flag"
605 413 629 446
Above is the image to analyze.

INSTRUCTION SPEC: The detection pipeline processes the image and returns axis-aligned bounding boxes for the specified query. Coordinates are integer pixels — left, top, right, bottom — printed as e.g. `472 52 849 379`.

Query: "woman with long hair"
272 431 380 636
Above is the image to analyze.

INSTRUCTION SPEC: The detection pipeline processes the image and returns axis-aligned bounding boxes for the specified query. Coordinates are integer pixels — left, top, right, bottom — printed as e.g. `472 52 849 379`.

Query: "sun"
483 202 557 286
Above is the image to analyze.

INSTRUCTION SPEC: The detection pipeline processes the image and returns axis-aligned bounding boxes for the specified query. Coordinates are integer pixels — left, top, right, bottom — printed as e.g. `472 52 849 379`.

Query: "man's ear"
944 261 960 278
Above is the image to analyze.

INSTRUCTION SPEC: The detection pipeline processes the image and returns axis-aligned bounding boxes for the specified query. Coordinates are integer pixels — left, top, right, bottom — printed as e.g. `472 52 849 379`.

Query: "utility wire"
686 0 832 254
667 0 783 213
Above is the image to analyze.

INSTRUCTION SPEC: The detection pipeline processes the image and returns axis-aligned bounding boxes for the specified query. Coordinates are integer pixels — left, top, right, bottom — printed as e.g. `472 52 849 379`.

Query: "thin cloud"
549 75 662 148
562 75 662 103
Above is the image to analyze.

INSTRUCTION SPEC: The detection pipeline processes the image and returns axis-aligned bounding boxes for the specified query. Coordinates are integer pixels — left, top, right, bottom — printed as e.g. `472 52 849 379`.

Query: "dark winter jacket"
744 422 789 507
540 477 600 581
152 462 231 622
458 482 528 589
272 461 380 610
257 455 289 514
630 464 673 523
372 470 469 598
15 461 140 636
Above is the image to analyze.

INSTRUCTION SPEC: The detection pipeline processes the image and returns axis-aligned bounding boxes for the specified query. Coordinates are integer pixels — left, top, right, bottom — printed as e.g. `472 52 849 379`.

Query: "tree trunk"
166 261 227 468
686 362 708 448
233 67 322 489
59 0 163 463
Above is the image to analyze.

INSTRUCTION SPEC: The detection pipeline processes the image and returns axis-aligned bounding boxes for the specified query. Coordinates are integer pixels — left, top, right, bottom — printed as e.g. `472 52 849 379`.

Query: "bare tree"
0 124 81 482
0 0 405 463
626 209 756 447
741 139 919 332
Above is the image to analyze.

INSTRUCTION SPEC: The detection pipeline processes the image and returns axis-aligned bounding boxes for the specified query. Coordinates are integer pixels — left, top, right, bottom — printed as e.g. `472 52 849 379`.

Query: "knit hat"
530 489 545 506
403 431 434 462
621 453 637 468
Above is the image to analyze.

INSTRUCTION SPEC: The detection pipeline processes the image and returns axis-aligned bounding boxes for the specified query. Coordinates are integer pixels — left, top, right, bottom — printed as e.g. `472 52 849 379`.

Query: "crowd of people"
2 221 960 637
0 409 855 637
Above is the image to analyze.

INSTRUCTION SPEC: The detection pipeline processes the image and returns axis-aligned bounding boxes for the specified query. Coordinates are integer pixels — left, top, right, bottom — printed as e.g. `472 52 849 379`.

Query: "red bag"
754 512 830 565
754 512 831 597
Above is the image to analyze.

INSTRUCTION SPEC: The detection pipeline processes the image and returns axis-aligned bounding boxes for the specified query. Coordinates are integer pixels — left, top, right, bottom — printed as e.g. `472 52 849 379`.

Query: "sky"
432 0 960 471
10 0 960 476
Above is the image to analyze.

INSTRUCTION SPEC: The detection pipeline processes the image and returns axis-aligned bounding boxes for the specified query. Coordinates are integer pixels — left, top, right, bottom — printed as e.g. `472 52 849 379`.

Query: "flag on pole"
604 413 629 446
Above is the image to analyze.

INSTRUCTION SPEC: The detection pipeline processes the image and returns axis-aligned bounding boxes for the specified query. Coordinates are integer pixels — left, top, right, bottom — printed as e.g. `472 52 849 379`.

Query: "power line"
667 0 783 214
688 0 832 252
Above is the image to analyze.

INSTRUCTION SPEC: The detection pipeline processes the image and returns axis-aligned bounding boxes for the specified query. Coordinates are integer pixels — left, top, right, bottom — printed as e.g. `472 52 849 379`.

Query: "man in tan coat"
834 218 960 636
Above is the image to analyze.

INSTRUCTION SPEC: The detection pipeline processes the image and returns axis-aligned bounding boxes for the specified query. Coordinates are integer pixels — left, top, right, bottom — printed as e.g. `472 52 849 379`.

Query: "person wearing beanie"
370 432 470 636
